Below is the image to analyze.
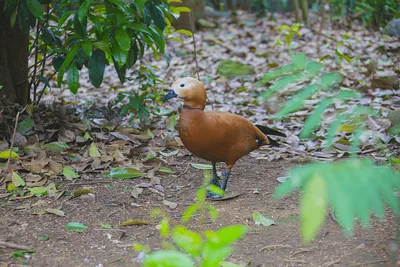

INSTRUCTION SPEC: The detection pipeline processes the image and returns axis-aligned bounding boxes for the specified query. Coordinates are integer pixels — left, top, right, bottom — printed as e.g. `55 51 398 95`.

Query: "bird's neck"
183 100 205 110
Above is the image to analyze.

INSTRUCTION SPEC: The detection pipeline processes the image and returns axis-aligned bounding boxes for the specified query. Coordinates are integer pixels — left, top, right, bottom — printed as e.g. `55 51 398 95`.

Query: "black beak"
160 89 178 101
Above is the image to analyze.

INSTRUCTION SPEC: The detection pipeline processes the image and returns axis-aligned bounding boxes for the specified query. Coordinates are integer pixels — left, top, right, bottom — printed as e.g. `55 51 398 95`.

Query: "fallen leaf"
89 142 101 158
120 219 149 226
63 166 80 180
252 211 276 226
66 222 88 231
109 167 143 179
163 200 178 209
191 163 213 170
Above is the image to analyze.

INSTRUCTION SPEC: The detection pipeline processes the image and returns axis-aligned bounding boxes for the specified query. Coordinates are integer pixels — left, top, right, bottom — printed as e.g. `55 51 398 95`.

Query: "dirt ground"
0 156 397 267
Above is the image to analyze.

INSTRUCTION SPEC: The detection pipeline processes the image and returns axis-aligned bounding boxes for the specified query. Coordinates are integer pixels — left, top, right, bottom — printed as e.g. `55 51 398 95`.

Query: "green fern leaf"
275 84 320 119
260 72 305 100
300 98 332 138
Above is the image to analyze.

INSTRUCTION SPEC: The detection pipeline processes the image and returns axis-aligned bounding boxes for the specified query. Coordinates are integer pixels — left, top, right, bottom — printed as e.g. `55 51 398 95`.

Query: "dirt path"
0 156 396 267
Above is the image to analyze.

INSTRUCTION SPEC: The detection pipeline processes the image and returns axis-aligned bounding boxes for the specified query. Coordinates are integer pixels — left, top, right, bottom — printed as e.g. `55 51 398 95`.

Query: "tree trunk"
300 0 308 24
293 0 301 22
0 2 29 106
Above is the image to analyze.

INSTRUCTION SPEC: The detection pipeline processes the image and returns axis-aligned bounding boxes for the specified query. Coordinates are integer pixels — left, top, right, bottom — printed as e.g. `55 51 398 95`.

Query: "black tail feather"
255 125 286 137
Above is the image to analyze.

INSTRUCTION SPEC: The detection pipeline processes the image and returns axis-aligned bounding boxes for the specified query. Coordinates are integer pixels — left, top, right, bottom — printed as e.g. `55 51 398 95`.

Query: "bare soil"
0 156 397 267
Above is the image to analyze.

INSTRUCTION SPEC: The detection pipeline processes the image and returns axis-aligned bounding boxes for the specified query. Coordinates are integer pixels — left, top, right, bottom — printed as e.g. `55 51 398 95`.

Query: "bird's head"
161 77 207 110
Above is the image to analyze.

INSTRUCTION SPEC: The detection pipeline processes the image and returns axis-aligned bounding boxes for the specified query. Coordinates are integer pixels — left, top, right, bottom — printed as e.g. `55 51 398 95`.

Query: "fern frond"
274 158 400 242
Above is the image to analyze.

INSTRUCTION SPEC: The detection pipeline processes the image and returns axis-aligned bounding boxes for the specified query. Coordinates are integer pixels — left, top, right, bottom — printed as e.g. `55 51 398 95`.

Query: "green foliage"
321 0 400 28
274 159 400 243
217 60 255 78
3 0 175 118
262 53 400 242
136 171 248 267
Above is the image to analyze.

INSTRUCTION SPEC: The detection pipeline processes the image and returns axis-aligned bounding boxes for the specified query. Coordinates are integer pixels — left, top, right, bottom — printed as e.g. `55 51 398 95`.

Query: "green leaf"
326 113 352 147
17 118 34 134
305 61 324 76
255 63 297 87
89 142 101 158
172 226 203 258
73 13 87 37
211 225 248 247
181 204 198 223
26 0 44 19
300 174 327 243
176 29 193 36
260 72 304 100
275 84 320 119
10 7 18 28
299 98 332 138
88 49 106 87
143 250 194 267
191 163 213 170
135 0 147 13
0 150 19 160
291 53 307 69
42 142 69 153
201 244 232 267
67 63 79 94
66 222 88 232
82 41 93 57
252 211 276 226
149 5 166 31
115 29 131 52
78 0 94 21
159 167 174 174
63 166 80 179
111 41 127 65
12 171 25 187
319 72 343 89
109 167 143 179
57 44 80 87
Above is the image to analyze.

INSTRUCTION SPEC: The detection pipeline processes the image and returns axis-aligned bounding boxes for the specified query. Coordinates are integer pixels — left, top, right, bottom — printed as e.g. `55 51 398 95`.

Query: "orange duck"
161 77 286 198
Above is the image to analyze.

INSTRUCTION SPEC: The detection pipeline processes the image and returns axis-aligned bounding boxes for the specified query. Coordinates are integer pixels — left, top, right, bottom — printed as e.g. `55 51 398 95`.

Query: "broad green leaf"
0 150 19 159
252 211 276 226
191 163 213 170
109 167 143 179
115 29 131 52
63 166 80 179
26 0 44 19
82 41 92 57
135 0 147 13
88 49 106 87
12 171 25 187
149 5 166 31
57 44 80 87
89 142 101 158
201 245 232 267
300 174 327 243
78 0 94 21
176 29 192 36
43 142 68 153
111 41 127 65
67 63 79 94
101 224 112 229
211 225 248 247
17 118 34 134
172 226 203 258
143 250 194 267
319 72 343 89
291 53 307 69
66 222 88 232
305 60 324 76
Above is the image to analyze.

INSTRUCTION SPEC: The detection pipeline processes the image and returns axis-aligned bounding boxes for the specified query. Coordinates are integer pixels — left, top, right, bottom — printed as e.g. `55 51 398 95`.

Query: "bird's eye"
180 84 184 87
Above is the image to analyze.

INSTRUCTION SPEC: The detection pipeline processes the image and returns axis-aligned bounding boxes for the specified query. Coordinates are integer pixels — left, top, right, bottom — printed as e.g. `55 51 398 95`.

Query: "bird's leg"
209 162 221 187
221 169 231 191
206 162 223 199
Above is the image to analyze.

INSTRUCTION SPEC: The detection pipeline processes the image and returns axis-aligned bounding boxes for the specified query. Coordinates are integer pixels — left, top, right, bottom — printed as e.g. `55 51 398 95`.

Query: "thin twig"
189 1 200 81
259 244 292 252
167 162 191 186
64 180 113 186
348 258 389 266
0 240 31 250
6 109 24 171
